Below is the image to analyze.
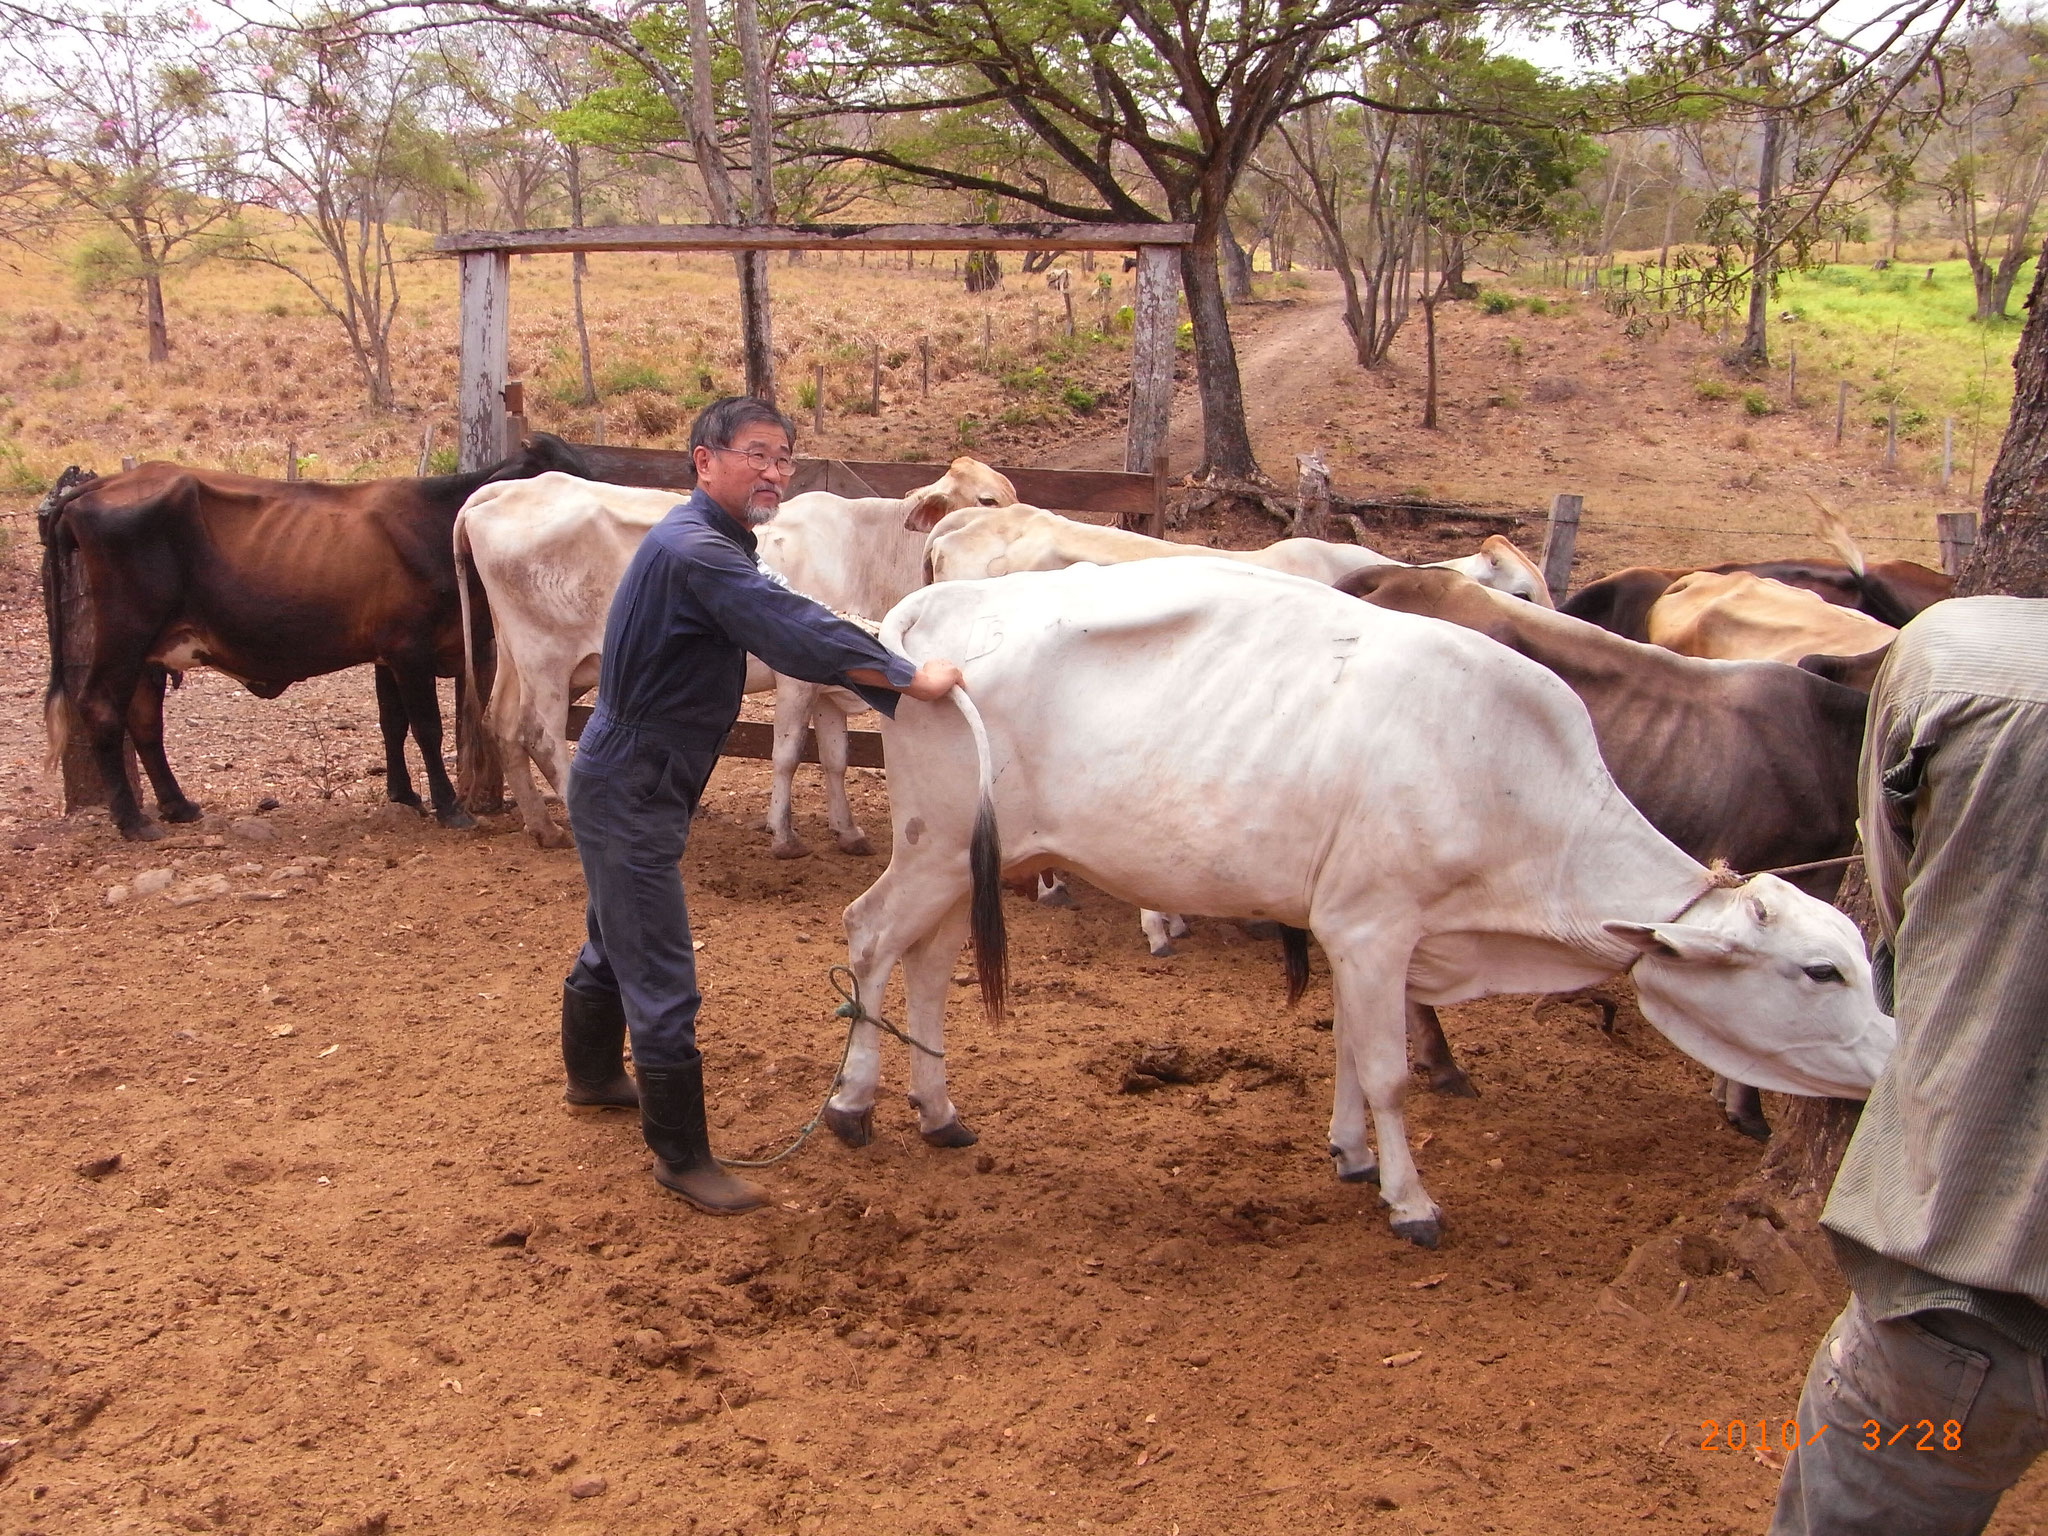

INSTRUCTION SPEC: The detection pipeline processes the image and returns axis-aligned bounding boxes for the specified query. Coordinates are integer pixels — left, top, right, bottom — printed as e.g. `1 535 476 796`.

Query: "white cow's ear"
1603 920 1738 964
903 491 953 532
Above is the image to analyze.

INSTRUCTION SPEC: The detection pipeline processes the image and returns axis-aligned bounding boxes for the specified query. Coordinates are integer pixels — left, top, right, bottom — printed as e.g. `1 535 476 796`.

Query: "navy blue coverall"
566 490 916 1070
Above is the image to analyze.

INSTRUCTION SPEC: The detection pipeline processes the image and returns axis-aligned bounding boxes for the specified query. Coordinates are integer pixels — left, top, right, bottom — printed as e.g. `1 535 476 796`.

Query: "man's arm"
849 660 963 701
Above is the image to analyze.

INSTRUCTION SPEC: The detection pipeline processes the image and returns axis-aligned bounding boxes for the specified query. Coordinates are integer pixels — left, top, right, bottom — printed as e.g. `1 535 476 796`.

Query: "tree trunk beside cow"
1955 236 2048 600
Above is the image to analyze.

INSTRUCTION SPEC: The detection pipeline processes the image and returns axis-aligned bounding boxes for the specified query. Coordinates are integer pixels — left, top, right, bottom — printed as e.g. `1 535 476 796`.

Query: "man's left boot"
638 1058 768 1215
561 983 639 1109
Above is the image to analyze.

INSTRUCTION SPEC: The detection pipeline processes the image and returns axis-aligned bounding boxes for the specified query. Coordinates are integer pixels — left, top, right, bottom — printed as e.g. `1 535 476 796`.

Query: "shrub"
955 415 980 448
1175 320 1194 351
1112 304 1134 332
1525 296 1552 317
1061 383 1097 414
795 375 819 411
631 394 681 436
599 360 674 396
1742 389 1773 417
0 439 45 495
1480 290 1515 315
1000 364 1050 394
1694 376 1732 402
426 446 460 475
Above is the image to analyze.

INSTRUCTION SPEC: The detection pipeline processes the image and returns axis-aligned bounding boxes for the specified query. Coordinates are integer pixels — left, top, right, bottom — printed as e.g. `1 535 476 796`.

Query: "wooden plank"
437 221 1197 256
1126 244 1179 474
564 705 884 768
551 446 1158 519
457 251 511 471
1936 512 1977 577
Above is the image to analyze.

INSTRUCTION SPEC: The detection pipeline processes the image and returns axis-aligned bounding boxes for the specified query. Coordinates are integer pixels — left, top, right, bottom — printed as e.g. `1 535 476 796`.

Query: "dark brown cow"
1340 565 1871 1138
39 435 589 841
1562 556 1950 641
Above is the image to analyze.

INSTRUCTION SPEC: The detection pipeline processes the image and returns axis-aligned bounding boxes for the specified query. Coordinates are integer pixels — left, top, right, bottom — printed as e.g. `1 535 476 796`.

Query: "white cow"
454 459 1017 848
826 560 1893 1246
922 504 1554 606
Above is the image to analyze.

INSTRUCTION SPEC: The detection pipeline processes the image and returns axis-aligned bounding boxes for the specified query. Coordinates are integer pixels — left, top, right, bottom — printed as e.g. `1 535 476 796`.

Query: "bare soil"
4 274 2044 1536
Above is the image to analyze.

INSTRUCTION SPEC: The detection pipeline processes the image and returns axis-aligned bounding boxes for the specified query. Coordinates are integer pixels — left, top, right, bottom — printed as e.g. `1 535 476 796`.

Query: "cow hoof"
1148 942 1176 958
1036 885 1076 910
920 1118 978 1149
1726 1113 1772 1144
121 819 166 843
1391 1217 1442 1250
1429 1068 1481 1099
769 840 810 861
533 824 575 851
823 1104 873 1148
160 799 204 824
435 806 478 831
1329 1145 1380 1185
835 833 874 857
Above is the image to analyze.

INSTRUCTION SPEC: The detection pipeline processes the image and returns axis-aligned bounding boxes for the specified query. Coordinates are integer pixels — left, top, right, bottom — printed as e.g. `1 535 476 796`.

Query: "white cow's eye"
1803 963 1844 984
977 494 999 505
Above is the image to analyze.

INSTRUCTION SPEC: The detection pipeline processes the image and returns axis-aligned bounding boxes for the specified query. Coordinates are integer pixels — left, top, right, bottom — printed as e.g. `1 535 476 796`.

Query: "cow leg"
1408 1003 1479 1097
829 867 971 1147
374 664 423 813
495 649 570 849
903 902 975 1145
1035 871 1076 908
1326 1019 1379 1186
766 680 814 860
814 702 872 856
1140 909 1177 956
126 665 201 823
1331 943 1441 1246
391 661 475 830
75 660 154 839
1716 1078 1771 1142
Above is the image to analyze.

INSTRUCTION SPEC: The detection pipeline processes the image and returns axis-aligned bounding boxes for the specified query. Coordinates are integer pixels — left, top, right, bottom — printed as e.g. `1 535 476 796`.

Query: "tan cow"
1647 571 1897 665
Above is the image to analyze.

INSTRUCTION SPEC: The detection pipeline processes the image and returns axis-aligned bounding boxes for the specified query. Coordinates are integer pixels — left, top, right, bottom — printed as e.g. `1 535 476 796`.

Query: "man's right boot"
638 1058 768 1215
560 983 639 1109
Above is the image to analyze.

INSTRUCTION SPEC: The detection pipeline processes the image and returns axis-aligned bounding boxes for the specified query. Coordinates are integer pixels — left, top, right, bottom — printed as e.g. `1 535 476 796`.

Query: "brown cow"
39 435 589 841
1340 565 1871 1139
1562 556 1949 640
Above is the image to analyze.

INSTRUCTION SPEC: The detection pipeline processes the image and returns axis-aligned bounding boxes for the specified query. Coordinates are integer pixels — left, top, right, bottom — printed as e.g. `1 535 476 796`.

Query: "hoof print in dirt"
822 1105 872 1148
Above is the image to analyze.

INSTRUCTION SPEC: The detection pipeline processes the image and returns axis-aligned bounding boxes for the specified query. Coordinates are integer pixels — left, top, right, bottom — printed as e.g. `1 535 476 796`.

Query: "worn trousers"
1770 1295 2048 1536
564 728 720 1073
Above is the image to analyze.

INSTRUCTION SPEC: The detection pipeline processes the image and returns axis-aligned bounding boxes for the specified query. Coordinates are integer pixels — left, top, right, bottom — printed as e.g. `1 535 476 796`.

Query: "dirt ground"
3 277 2045 1536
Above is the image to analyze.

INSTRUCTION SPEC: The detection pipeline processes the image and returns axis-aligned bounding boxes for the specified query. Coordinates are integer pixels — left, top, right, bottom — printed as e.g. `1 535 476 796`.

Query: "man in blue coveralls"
559 396 963 1216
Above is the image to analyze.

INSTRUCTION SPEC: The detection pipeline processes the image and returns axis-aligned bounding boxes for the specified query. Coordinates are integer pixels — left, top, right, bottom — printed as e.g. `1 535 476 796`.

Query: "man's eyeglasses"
708 445 796 476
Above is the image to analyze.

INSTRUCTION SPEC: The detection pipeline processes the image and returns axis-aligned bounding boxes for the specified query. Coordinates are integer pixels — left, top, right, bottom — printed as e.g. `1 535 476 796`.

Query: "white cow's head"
1428 535 1554 608
1604 873 1893 1099
901 457 1019 532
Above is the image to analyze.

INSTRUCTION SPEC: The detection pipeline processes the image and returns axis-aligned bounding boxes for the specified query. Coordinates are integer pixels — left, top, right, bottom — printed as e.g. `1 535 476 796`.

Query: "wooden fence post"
1885 402 1898 469
1063 287 1076 339
1941 417 1953 490
1835 379 1848 445
502 380 526 456
415 424 435 476
1936 512 1977 576
981 313 992 370
1540 492 1583 604
1125 244 1180 475
812 364 825 435
120 455 137 472
1294 450 1331 540
1788 342 1797 406
920 337 930 397
285 439 298 481
456 250 512 472
869 344 881 415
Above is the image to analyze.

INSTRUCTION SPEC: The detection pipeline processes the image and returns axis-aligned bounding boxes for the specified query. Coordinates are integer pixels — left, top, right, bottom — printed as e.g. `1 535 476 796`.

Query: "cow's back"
1650 571 1897 663
462 474 675 635
758 492 928 617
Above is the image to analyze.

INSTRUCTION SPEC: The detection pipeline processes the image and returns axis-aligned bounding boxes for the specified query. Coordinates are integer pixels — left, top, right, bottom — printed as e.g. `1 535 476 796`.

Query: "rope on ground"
713 966 941 1170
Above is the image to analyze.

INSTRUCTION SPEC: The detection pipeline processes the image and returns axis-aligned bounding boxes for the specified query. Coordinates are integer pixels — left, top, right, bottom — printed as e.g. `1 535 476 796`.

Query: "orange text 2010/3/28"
1698 1420 1965 1452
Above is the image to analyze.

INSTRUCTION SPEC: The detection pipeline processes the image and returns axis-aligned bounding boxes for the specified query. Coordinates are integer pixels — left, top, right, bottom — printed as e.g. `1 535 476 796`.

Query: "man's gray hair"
690 396 796 455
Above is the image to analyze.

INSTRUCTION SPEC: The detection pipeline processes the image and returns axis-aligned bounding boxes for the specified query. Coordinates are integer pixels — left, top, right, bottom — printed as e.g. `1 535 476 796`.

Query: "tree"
6 6 246 362
1934 21 2048 322
233 22 445 408
1956 234 2048 597
789 0 1418 478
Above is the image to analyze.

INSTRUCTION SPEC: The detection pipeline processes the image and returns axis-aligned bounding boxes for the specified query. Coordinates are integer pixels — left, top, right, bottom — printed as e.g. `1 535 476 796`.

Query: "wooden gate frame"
433 221 1194 480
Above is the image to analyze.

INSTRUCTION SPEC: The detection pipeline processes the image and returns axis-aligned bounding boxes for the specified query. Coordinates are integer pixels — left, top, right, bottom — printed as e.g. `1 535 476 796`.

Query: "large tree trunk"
1956 236 2048 598
1735 111 1782 367
1180 228 1258 478
143 267 170 363
734 0 778 404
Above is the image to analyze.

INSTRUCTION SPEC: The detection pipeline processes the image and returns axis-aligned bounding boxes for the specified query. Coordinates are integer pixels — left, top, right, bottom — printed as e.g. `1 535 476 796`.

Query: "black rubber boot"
639 1058 768 1215
561 983 639 1109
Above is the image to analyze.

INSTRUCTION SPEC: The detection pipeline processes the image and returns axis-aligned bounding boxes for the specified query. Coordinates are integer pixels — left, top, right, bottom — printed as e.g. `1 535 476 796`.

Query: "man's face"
693 422 794 527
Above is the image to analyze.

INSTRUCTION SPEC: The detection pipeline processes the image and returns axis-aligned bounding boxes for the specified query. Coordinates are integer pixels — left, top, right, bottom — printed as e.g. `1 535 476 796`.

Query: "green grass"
1773 257 2032 451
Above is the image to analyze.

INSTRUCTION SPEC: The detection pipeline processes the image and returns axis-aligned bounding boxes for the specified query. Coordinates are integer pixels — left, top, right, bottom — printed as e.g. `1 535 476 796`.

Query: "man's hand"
845 659 965 701
903 659 964 702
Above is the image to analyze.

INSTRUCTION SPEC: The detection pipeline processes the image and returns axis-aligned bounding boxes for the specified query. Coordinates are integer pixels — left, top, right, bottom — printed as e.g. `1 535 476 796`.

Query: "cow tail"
39 512 67 774
454 510 483 710
1809 496 1866 575
1280 924 1311 1005
951 687 1007 1023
